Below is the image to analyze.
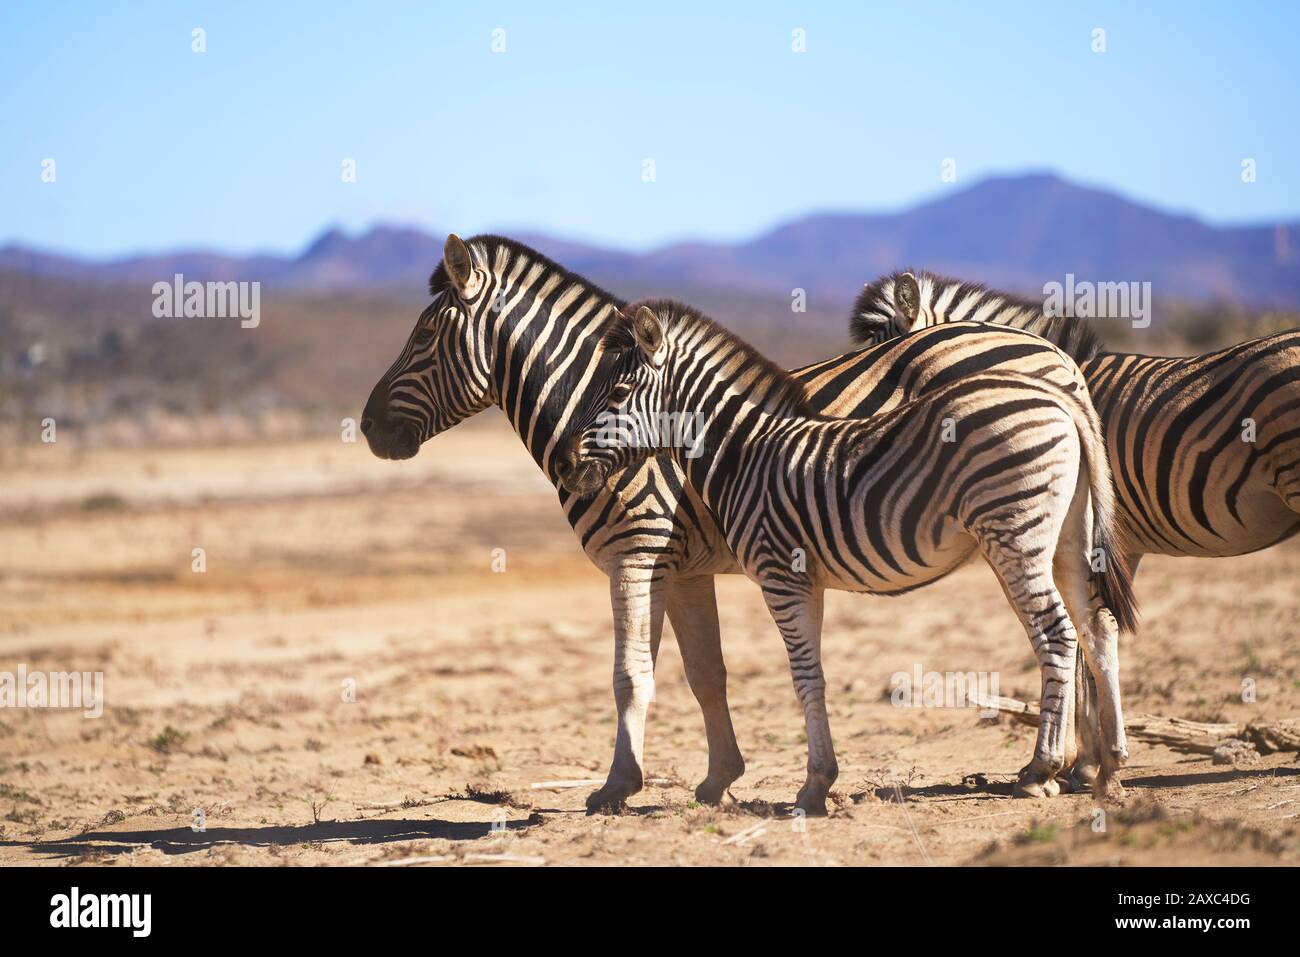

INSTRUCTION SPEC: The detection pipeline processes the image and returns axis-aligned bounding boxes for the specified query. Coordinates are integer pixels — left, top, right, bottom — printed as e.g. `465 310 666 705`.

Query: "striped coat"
362 236 1123 810
852 270 1300 567
560 299 1137 812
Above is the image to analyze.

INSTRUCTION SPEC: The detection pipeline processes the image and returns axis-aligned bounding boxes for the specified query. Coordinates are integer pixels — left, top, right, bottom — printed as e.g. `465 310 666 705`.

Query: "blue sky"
2 2 1298 258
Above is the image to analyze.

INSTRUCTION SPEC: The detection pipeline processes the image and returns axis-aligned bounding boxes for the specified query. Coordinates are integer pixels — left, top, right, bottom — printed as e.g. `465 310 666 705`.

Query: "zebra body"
852 271 1300 564
362 235 1116 810
559 299 1137 812
1087 347 1300 558
573 320 1097 580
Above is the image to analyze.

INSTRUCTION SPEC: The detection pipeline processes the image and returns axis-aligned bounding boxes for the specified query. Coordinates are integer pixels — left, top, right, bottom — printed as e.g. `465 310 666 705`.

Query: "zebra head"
848 271 924 345
361 234 498 460
556 302 671 497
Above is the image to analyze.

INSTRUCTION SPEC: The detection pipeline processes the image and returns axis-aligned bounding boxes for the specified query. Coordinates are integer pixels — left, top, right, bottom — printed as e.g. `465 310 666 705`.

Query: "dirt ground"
2 419 1298 866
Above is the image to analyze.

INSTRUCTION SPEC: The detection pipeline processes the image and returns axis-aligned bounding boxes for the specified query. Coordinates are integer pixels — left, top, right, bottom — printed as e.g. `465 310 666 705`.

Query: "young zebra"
557 299 1138 814
852 272 1300 565
362 235 1120 809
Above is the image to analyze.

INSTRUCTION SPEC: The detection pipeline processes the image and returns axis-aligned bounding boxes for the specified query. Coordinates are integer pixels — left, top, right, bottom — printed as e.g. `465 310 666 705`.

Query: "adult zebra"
851 271 1300 565
362 234 1122 810
557 300 1138 813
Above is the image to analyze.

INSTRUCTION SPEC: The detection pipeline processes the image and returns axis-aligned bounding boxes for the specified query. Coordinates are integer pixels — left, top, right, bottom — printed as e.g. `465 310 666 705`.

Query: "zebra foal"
558 300 1139 814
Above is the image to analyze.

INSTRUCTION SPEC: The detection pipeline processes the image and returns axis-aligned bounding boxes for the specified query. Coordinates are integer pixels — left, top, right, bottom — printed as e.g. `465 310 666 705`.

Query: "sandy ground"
2 420 1298 867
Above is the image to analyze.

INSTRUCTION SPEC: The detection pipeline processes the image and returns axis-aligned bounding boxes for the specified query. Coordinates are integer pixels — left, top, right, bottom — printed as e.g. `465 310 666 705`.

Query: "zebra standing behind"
852 272 1300 567
557 299 1139 814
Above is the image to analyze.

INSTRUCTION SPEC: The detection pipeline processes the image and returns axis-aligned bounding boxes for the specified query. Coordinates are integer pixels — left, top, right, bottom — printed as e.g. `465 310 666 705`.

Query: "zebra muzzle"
360 414 421 461
555 437 605 496
384 424 422 460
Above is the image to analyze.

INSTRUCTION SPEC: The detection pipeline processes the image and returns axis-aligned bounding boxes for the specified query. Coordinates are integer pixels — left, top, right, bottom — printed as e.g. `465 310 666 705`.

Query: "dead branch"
1246 718 1300 754
966 692 1299 758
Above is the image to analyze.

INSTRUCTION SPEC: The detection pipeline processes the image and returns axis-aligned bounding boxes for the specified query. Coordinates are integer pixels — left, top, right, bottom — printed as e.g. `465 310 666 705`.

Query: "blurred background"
1 3 1298 865
2 1 1299 451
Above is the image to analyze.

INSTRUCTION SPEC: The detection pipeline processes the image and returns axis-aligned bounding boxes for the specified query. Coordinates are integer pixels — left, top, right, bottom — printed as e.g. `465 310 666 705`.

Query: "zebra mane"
850 270 1105 364
604 298 814 415
427 234 628 309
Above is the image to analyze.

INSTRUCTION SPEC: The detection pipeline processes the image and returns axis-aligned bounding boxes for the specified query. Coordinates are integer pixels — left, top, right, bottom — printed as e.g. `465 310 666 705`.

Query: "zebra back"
851 270 1106 365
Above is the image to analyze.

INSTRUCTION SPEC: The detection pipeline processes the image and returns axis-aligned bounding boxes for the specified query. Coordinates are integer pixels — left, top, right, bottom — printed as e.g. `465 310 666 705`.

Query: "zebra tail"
1069 393 1141 635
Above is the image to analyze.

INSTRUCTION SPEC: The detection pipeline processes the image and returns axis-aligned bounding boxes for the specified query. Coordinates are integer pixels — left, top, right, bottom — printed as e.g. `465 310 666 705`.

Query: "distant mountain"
0 225 440 290
3 173 1298 306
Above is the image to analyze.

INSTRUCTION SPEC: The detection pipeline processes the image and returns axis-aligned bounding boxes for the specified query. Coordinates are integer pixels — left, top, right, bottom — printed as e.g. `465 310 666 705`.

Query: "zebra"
555 299 1139 814
852 271 1300 565
361 234 1122 811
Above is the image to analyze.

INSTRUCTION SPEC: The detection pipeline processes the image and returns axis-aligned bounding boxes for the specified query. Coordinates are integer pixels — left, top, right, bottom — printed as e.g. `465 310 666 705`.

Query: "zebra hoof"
1062 761 1100 793
1014 765 1062 798
694 777 732 806
585 777 639 815
793 796 828 817
793 775 833 817
1094 750 1129 800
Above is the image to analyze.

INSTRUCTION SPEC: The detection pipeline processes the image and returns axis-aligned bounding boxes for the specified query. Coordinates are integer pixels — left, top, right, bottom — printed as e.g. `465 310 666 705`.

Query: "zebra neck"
930 282 1025 329
486 275 618 474
926 281 1104 362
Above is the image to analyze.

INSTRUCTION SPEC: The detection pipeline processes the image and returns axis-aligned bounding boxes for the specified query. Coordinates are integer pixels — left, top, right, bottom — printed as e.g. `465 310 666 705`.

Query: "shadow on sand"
5 813 545 861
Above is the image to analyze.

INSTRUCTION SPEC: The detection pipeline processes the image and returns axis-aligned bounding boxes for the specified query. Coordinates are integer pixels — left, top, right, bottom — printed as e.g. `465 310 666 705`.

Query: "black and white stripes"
561 299 1138 812
362 235 1135 810
852 270 1300 564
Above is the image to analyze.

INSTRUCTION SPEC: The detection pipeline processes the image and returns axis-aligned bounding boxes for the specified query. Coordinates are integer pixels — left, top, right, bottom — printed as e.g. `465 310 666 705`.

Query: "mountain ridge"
3 173 1297 306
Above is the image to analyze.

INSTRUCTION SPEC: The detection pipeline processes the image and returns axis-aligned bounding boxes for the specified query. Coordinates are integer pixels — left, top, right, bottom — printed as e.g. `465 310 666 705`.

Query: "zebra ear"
632 305 665 366
894 272 921 322
443 234 473 291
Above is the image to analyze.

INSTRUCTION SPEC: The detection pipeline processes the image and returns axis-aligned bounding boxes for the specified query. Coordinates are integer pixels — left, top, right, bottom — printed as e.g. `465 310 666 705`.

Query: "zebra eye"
414 327 435 347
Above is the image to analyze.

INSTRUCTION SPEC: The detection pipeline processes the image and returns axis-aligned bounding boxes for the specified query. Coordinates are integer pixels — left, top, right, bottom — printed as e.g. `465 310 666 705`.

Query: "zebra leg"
1063 553 1130 795
761 584 838 816
1052 500 1103 793
586 568 666 813
1078 603 1128 795
1065 551 1142 792
1067 652 1103 792
664 575 746 804
981 538 1079 798
1055 586 1128 795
